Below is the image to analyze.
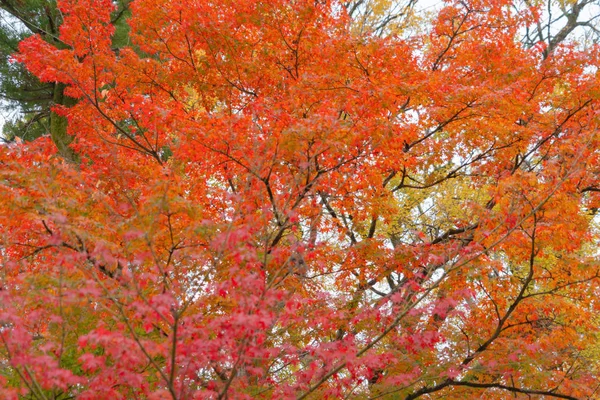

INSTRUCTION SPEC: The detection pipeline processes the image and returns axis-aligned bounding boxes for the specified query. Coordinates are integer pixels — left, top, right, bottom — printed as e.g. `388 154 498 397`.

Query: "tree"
1 0 600 398
0 0 132 161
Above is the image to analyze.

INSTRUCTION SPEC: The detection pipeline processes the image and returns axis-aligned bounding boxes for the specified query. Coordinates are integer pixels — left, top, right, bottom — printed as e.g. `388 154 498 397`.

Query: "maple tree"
2 0 600 398
0 0 132 151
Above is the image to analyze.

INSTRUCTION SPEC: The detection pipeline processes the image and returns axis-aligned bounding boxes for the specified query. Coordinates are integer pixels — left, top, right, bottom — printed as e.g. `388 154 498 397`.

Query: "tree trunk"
50 82 78 163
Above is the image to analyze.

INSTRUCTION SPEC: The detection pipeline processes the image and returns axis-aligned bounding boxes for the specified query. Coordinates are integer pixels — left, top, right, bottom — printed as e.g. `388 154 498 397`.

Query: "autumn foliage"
2 0 600 398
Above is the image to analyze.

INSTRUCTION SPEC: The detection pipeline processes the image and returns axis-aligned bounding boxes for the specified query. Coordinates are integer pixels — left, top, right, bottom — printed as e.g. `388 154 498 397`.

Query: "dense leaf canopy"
2 0 600 398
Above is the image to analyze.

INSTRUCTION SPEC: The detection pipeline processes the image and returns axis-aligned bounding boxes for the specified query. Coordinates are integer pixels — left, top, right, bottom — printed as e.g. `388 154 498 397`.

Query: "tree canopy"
2 0 600 398
0 0 131 159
